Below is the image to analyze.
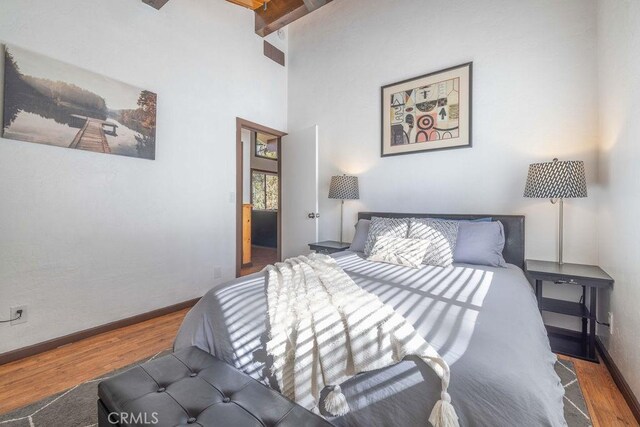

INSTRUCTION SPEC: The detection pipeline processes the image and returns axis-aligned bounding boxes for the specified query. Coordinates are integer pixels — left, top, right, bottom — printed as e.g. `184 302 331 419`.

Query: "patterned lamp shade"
524 159 587 199
329 175 359 200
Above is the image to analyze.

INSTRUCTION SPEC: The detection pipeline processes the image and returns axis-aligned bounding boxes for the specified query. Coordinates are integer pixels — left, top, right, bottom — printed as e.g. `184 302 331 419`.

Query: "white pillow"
368 236 430 269
363 217 410 255
408 218 459 267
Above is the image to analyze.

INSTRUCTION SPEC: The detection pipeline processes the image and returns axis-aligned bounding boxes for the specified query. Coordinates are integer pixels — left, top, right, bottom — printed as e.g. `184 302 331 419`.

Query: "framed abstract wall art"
381 62 472 157
2 44 157 160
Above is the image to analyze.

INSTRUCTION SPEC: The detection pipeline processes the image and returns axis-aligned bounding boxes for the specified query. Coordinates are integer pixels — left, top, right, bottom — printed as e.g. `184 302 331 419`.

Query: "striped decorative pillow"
363 217 410 256
368 236 430 269
408 218 459 267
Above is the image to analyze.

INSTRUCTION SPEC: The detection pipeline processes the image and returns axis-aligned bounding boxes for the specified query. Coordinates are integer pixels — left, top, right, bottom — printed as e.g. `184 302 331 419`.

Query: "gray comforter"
174 251 566 426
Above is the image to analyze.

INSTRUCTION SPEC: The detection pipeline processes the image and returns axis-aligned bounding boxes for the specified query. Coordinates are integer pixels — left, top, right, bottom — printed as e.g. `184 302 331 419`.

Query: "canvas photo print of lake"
2 45 156 160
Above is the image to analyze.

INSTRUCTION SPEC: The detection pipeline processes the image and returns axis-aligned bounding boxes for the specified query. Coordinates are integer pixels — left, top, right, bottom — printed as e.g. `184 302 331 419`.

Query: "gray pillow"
454 221 507 267
363 217 410 255
408 218 459 267
349 219 370 253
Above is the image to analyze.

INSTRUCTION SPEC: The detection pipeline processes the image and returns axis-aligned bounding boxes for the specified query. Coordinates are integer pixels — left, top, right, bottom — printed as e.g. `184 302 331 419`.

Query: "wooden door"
242 204 252 265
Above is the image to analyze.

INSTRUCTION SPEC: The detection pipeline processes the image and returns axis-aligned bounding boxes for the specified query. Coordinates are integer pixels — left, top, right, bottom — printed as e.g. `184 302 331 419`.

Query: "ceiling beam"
255 0 331 37
142 0 170 10
302 0 327 12
227 0 271 11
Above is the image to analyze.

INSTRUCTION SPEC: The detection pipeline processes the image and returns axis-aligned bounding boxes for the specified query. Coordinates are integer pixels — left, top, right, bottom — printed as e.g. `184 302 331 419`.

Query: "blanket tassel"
324 385 350 416
428 392 459 427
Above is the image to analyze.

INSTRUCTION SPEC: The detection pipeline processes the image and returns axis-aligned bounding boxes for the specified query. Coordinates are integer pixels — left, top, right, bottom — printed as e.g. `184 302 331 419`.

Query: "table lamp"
524 158 587 264
329 175 359 244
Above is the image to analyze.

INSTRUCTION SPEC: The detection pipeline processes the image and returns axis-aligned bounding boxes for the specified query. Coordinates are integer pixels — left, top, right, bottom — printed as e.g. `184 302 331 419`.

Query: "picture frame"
255 132 278 160
381 62 472 157
2 44 157 160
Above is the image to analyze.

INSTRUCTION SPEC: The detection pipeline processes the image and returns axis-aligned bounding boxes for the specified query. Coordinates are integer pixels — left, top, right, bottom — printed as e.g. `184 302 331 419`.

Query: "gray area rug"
555 359 593 427
0 355 591 426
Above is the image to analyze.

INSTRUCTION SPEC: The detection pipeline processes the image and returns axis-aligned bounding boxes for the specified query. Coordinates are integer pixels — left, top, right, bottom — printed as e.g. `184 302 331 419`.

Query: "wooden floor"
0 308 637 427
0 308 187 415
558 354 639 426
240 245 278 276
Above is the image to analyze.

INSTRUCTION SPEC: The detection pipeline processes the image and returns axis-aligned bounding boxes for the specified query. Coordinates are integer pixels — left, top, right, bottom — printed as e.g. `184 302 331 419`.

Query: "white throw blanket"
265 253 459 427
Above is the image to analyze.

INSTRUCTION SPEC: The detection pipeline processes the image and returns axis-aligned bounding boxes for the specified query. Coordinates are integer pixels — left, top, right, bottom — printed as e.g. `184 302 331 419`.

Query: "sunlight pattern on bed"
336 254 492 364
173 251 566 426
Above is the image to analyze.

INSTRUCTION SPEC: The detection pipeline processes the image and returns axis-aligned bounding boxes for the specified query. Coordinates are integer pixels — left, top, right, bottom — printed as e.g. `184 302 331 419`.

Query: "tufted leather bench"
97 346 333 427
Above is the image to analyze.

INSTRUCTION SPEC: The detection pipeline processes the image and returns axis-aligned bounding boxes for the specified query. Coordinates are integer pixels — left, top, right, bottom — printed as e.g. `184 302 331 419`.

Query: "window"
251 170 278 210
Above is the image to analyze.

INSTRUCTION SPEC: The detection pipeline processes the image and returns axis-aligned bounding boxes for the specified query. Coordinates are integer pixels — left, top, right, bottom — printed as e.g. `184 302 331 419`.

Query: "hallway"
240 245 277 276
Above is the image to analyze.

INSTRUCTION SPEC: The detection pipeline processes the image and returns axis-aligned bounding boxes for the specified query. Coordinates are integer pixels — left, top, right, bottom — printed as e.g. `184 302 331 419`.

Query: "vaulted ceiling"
142 0 332 37
252 0 332 37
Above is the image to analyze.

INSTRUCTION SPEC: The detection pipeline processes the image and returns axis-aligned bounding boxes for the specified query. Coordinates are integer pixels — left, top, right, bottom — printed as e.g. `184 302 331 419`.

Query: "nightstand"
525 259 614 363
308 241 351 255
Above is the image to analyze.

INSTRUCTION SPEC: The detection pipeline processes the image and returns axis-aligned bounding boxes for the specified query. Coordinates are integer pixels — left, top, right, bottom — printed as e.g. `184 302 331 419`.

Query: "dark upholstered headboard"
357 212 525 269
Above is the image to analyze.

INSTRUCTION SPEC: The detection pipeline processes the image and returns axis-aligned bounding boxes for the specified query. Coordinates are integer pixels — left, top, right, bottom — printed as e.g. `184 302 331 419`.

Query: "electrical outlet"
608 312 614 334
214 266 222 279
10 305 27 325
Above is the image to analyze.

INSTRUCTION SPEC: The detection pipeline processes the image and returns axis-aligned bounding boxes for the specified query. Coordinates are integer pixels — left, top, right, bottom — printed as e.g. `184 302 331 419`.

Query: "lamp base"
558 198 564 265
339 199 344 244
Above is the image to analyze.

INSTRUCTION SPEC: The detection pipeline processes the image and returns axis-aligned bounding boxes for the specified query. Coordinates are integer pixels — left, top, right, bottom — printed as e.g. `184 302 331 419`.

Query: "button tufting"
100 348 332 427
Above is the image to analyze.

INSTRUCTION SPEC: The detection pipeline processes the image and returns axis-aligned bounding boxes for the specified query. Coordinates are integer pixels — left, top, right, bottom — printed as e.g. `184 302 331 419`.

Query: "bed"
174 213 566 426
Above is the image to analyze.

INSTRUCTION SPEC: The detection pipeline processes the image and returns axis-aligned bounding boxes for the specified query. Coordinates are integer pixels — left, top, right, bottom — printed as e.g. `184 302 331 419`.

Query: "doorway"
236 118 286 277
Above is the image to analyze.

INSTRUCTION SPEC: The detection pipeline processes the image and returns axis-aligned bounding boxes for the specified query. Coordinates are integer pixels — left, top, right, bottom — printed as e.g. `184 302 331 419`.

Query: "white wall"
0 0 287 354
288 0 600 329
597 0 640 400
